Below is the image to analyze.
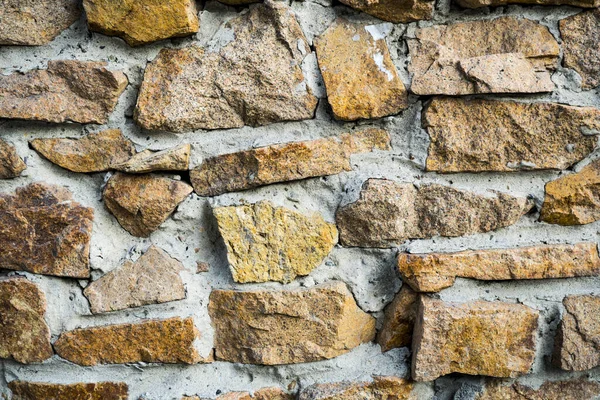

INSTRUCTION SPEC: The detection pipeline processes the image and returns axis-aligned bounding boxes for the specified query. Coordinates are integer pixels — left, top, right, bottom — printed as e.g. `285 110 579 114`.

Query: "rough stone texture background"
2 0 600 399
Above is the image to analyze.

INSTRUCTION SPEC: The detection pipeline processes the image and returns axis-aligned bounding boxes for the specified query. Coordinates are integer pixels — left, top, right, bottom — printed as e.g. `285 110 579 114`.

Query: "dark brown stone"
0 139 26 179
9 381 128 400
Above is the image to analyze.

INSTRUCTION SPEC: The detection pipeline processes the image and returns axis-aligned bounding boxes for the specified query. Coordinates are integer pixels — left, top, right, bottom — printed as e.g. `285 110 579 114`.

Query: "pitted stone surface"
0 139 26 179
8 381 129 400
560 10 600 90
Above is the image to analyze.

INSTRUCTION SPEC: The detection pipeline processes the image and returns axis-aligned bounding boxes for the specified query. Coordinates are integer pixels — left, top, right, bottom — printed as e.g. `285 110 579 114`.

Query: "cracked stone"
377 285 418 352
8 381 129 400
472 379 600 400
338 0 433 23
299 377 414 400
0 139 26 179
113 143 190 173
560 10 600 90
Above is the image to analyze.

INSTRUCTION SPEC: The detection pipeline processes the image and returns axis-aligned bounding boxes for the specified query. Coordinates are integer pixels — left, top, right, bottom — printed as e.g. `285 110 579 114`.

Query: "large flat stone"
377 286 418 352
338 0 434 23
560 10 600 90
299 377 414 400
0 139 26 179
471 379 600 400
9 381 128 400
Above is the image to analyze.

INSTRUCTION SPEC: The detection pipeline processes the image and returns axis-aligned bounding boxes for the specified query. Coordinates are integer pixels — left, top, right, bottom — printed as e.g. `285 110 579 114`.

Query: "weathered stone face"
540 160 600 226
412 297 538 381
560 10 600 90
84 246 186 314
0 139 26 179
134 1 317 132
314 20 408 121
208 388 293 400
423 98 600 172
408 17 559 95
208 281 376 365
459 0 599 7
103 173 192 237
554 295 600 371
472 379 600 400
113 143 190 173
191 129 390 196
83 0 199 46
336 179 532 248
214 201 338 283
0 61 127 124
0 183 94 278
0 0 81 45
338 0 434 23
377 285 418 352
299 377 414 400
54 317 206 366
398 243 600 292
8 381 129 400
0 278 53 364
30 129 136 173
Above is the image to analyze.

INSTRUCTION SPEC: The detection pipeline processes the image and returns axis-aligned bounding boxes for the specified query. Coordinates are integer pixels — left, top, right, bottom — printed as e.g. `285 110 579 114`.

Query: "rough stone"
553 295 600 371
30 129 136 173
0 278 53 364
208 281 376 365
84 246 186 314
540 160 600 226
408 17 559 95
377 286 418 352
338 0 433 23
560 10 600 90
0 60 127 124
83 0 199 47
314 20 408 121
412 297 538 381
460 0 599 6
216 0 257 4
299 377 414 400
103 173 193 237
423 98 600 172
214 201 337 283
473 379 600 400
8 381 129 400
113 143 190 173
336 179 532 248
0 183 94 278
218 388 293 400
0 0 81 46
398 242 600 292
191 129 390 196
54 317 205 366
134 1 317 132
0 139 26 179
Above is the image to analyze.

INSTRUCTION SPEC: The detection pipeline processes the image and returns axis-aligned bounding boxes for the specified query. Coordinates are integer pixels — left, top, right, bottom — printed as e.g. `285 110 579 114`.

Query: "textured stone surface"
0 139 26 179
103 173 192 237
212 388 293 400
412 297 538 381
408 17 559 95
208 281 376 365
113 143 190 173
134 1 317 132
54 317 204 366
398 243 600 292
0 61 127 124
423 98 600 172
8 381 128 400
83 0 199 47
0 0 81 45
561 10 600 90
191 129 390 196
0 278 52 364
314 20 408 121
84 246 186 314
0 183 93 278
300 377 414 400
460 0 600 6
553 295 600 371
336 179 531 248
473 379 600 400
214 201 337 283
377 286 418 352
540 160 600 226
30 129 136 173
338 0 433 23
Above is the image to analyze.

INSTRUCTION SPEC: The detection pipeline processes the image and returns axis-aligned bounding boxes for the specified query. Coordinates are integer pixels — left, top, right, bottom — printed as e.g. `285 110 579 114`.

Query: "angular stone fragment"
0 61 127 124
103 173 192 237
8 381 128 400
30 129 136 173
412 297 538 381
398 243 600 293
336 179 532 248
0 278 52 364
338 0 433 23
472 379 600 400
0 183 93 278
459 0 599 7
83 0 199 47
84 246 186 314
314 20 408 121
553 295 600 371
0 0 81 46
424 98 600 172
561 10 600 90
191 129 390 196
540 160 600 226
214 201 338 283
54 317 205 366
300 377 414 400
408 17 559 95
114 143 190 173
0 139 26 178
208 281 376 365
377 286 418 352
134 1 317 132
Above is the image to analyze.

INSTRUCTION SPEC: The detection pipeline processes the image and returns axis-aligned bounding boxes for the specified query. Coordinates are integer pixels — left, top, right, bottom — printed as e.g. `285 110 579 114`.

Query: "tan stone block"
113 144 190 173
473 379 600 400
560 10 600 90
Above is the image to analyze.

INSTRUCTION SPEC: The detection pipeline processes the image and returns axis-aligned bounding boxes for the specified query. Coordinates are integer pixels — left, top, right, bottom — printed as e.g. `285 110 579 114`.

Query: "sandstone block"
459 0 599 7
377 286 418 352
113 143 190 173
8 381 128 400
472 379 600 400
215 388 293 400
338 0 433 23
0 139 26 179
560 10 600 90
300 377 414 400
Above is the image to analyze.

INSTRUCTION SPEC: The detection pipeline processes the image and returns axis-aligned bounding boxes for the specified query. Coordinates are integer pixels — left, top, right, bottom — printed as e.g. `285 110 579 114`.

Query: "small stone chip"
0 139 26 179
8 381 128 400
299 377 414 400
377 285 418 352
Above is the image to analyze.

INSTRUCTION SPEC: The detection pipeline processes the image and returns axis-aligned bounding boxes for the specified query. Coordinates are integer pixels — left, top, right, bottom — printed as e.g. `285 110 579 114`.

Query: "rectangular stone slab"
8 381 128 400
